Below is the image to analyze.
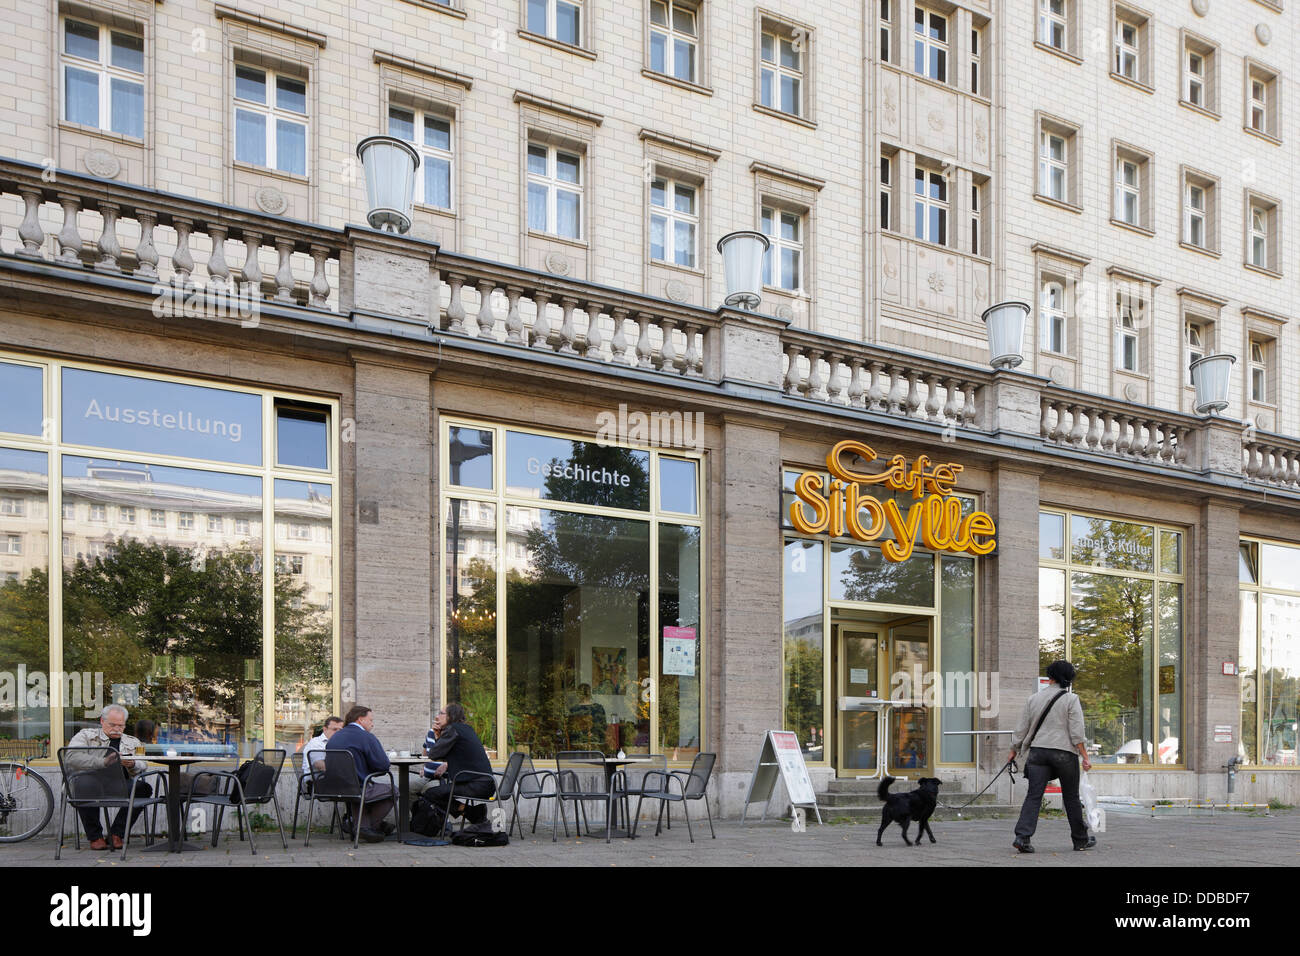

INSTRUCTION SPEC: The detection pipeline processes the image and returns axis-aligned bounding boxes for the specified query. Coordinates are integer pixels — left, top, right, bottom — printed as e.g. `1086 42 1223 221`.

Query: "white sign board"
849 667 871 686
740 731 823 826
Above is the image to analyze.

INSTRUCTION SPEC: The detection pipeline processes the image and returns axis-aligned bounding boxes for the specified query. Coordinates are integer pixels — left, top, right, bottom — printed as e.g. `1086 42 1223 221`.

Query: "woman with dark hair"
1006 660 1096 853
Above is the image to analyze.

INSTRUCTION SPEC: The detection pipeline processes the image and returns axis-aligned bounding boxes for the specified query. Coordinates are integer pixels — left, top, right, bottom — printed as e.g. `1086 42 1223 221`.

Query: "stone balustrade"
1040 388 1196 467
1243 433 1300 489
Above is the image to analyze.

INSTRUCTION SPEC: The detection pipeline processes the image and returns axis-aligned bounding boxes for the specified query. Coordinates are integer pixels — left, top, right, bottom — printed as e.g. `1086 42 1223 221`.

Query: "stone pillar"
1193 498 1240 801
711 305 790 388
715 417 785 816
983 369 1048 437
350 352 435 740
342 226 440 328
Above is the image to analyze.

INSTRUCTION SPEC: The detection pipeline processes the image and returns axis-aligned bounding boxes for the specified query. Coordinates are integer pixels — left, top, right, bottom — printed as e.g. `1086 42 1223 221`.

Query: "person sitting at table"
303 715 343 776
326 705 395 843
568 684 606 752
66 704 152 851
421 703 494 824
410 715 442 797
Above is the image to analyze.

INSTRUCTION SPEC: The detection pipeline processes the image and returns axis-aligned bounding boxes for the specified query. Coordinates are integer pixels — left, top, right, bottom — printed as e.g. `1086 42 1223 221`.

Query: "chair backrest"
683 752 716 799
57 746 132 802
556 751 606 794
312 749 362 798
517 756 548 796
240 749 285 802
496 750 525 798
622 753 667 788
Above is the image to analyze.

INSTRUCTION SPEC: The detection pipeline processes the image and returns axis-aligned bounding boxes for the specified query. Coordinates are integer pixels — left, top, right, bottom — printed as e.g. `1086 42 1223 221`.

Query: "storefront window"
1239 591 1258 764
783 538 824 760
505 431 650 510
940 555 975 762
830 543 935 606
447 427 494 490
1039 512 1065 560
0 362 44 437
446 498 498 754
275 404 330 471
659 523 700 758
659 458 698 515
1238 540 1300 765
1070 515 1154 573
0 448 49 746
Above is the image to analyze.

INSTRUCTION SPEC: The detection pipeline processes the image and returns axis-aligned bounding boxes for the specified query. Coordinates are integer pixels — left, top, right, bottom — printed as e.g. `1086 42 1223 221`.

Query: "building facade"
0 0 1297 815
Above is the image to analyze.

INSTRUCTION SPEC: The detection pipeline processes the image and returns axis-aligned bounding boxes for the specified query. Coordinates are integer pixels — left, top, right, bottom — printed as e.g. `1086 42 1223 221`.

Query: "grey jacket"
1010 686 1087 756
64 727 147 775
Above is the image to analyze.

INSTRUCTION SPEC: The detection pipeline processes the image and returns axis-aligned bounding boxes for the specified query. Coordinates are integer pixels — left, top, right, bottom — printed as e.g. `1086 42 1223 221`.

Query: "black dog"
876 776 942 846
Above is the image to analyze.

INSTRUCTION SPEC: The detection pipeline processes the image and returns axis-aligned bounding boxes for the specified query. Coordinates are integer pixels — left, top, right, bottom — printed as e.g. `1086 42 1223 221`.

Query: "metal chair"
440 750 525 835
511 755 557 838
55 746 168 861
291 750 338 839
613 753 667 836
304 749 395 849
185 748 288 853
632 752 716 842
553 750 616 843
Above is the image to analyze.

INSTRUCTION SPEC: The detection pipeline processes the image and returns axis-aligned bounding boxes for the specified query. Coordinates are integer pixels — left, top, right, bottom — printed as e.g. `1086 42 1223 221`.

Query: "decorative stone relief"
663 279 689 302
254 186 288 215
883 86 898 128
1256 413 1270 430
82 149 121 179
974 120 988 157
927 110 945 132
1255 23 1271 45
1049 366 1066 385
927 271 946 292
1190 0 1209 16
544 251 571 275
774 304 795 322
973 278 987 306
1123 383 1141 402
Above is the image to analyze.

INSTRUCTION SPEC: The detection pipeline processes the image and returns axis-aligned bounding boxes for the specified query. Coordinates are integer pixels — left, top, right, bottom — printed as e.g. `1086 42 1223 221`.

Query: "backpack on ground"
410 793 448 837
450 821 508 847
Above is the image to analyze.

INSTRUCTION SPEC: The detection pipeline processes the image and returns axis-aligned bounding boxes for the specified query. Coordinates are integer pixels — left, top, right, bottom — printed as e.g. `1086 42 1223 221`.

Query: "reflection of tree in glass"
448 555 498 750
783 628 822 752
838 547 932 605
537 443 649 510
0 570 51 740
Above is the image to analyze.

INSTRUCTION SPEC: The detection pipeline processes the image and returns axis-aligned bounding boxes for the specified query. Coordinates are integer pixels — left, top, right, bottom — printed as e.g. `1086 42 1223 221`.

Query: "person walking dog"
1007 660 1095 853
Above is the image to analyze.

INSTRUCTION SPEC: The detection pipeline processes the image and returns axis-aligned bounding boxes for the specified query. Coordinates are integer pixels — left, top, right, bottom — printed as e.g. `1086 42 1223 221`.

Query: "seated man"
66 704 153 851
421 703 495 823
303 715 344 777
410 716 442 797
326 705 395 843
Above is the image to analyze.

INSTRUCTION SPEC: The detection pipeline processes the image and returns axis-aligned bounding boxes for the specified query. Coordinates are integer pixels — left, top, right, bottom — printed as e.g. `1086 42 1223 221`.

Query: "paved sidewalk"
5 808 1296 867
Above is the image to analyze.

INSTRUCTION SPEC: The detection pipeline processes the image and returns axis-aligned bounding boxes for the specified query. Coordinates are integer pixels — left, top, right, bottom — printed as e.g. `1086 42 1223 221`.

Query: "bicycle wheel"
0 762 55 842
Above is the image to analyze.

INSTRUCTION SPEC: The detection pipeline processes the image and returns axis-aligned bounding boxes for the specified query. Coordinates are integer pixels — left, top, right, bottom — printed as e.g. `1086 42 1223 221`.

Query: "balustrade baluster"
904 371 922 418
942 378 959 423
848 360 866 408
635 313 654 368
659 317 679 372
557 298 578 355
583 301 604 359
504 287 524 344
866 362 885 411
207 225 230 290
57 194 83 265
236 229 260 292
445 275 467 334
309 244 330 307
960 382 978 427
785 346 804 396
134 211 159 279
886 367 906 415
94 201 122 272
682 322 700 375
273 239 295 302
475 280 497 339
16 188 44 257
610 307 630 363
531 291 551 348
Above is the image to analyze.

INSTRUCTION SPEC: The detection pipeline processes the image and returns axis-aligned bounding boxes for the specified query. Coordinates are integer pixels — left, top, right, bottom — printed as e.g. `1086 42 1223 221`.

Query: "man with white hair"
66 704 153 850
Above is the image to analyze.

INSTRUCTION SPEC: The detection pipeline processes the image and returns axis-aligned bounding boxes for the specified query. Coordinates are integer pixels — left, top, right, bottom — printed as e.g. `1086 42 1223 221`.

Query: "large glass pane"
659 523 700 759
425 157 451 209
446 498 498 755
1071 571 1153 764
0 363 44 436
64 19 99 60
273 480 334 760
65 67 99 127
234 66 266 103
1070 515 1154 572
276 405 329 471
424 116 451 151
275 76 306 114
527 183 547 232
0 449 50 752
658 457 697 515
940 555 975 762
110 32 144 73
1240 542 1258 583
556 190 580 238
1239 591 1258 764
556 1 580 44
506 431 649 510
235 110 266 167
1260 543 1300 591
527 0 546 34
1039 567 1067 673
276 119 306 176
62 457 263 756
783 538 824 759
447 427 494 490
109 78 144 139
62 368 263 465
674 220 695 267
1157 582 1182 764
830 543 935 607
650 31 667 73
506 509 650 757
891 622 929 768
1039 511 1064 560
1259 593 1300 765
1159 530 1182 575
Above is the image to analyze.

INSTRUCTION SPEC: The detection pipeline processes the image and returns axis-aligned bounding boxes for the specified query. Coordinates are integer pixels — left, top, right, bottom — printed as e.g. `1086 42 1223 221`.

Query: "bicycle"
0 753 56 843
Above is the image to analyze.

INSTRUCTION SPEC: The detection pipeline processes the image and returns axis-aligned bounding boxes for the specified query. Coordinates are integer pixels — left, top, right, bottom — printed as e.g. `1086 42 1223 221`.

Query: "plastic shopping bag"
1079 771 1103 832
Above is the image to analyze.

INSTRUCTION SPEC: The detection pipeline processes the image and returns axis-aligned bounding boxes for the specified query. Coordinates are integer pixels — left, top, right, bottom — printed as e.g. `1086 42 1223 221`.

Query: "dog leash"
938 758 1018 813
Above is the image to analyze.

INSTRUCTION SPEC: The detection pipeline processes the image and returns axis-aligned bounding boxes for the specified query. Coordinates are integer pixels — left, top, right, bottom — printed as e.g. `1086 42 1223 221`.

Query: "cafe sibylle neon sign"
789 440 996 561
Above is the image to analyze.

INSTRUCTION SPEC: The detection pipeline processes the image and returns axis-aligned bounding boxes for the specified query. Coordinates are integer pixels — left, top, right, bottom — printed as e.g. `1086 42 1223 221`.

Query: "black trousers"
421 777 494 821
78 781 153 840
1014 747 1089 845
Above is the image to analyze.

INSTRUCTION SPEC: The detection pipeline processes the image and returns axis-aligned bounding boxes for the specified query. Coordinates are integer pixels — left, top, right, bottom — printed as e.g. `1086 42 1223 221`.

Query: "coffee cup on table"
399 750 410 758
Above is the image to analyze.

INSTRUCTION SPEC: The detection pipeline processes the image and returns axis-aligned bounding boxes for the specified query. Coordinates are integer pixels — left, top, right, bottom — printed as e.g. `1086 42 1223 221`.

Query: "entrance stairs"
814 777 1012 822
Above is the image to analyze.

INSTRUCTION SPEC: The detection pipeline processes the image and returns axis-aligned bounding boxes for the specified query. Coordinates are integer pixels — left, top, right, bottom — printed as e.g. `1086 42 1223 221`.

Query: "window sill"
1034 193 1083 215
1110 218 1154 238
58 122 145 148
883 64 962 99
526 229 587 250
399 0 467 17
1244 125 1282 146
1040 349 1076 360
1178 99 1220 121
413 202 456 216
1179 240 1220 259
1109 71 1154 95
232 161 310 185
517 29 597 61
641 68 713 96
1244 261 1282 280
1034 40 1082 65
763 284 810 300
649 257 704 278
751 103 816 129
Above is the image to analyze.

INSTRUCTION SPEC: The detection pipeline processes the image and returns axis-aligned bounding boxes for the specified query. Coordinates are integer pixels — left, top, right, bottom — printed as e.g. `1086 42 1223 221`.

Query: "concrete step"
808 803 1016 822
818 788 1002 807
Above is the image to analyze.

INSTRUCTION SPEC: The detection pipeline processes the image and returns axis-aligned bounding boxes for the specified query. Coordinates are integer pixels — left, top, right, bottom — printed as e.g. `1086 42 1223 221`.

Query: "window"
1114 290 1145 373
1111 6 1150 87
1114 13 1138 80
149 509 165 527
913 7 948 83
1038 0 1067 51
178 511 194 531
760 27 804 117
1182 35 1216 113
1246 195 1279 273
1037 118 1077 206
234 65 308 177
1 571 18 584
118 506 135 524
1185 50 1205 106
879 0 892 63
527 0 582 46
0 498 23 517
880 153 893 230
1245 62 1278 140
650 176 698 268
1249 338 1268 403
761 206 804 291
290 523 311 540
63 502 75 520
1115 158 1138 226
969 26 982 95
61 18 145 140
388 106 453 210
527 142 583 240
1185 320 1206 386
235 518 250 535
207 515 222 533
1041 280 1067 354
970 182 982 256
3 535 20 555
62 537 71 557
90 504 106 522
649 0 698 84
913 166 948 245
276 554 304 575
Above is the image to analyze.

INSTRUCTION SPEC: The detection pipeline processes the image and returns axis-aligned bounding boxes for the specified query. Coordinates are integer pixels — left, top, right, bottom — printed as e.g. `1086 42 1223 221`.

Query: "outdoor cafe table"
386 754 448 844
141 755 225 853
571 756 651 838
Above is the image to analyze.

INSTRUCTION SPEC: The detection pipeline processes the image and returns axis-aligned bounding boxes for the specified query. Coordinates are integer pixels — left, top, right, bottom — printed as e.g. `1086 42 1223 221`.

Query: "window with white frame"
913 6 948 83
1247 196 1278 272
207 515 222 533
1185 319 1207 386
1246 64 1278 139
527 142 583 240
761 205 804 291
61 17 145 140
234 64 308 176
90 504 106 522
1249 77 1267 133
1183 174 1212 250
650 175 698 268
388 105 453 210
760 25 804 117
289 522 310 540
1115 291 1143 372
1115 155 1140 227
879 0 892 63
149 508 165 527
1182 36 1216 112
1037 120 1074 204
118 506 135 524
1249 205 1267 268
880 153 894 230
1249 338 1269 403
63 502 75 520
649 0 698 84
913 166 948 245
1114 14 1139 80
1038 0 1067 51
3 535 20 556
970 26 982 95
970 182 982 255
276 554 305 575
178 511 194 531
527 0 582 46
0 498 23 517
1041 280 1067 354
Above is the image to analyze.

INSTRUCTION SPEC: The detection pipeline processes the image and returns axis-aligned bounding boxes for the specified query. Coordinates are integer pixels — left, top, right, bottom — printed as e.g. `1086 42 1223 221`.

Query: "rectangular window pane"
659 457 698 514
1260 543 1300 590
65 67 99 127
276 76 307 114
760 68 774 108
505 431 649 509
784 538 825 760
424 116 451 151
940 556 975 762
556 190 580 238
234 66 266 104
0 363 44 436
235 109 266 167
674 38 694 80
672 6 695 34
781 248 799 289
110 78 144 139
830 543 935 607
1158 582 1182 764
761 33 775 63
660 523 701 758
1239 591 1258 764
276 405 330 470
1070 515 1154 572
1039 567 1067 668
781 75 799 114
447 426 494 489
650 214 666 261
527 183 548 231
556 153 580 184
110 32 144 73
388 107 415 141
65 20 99 60
0 449 49 757
425 157 451 209
527 0 547 35
674 220 695 267
556 1 580 45
650 31 667 73
275 119 306 176
446 498 498 755
527 144 548 176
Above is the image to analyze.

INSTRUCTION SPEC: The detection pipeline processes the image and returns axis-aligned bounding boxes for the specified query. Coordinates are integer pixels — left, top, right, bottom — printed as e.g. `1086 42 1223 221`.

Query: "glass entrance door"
835 626 880 774
889 621 932 773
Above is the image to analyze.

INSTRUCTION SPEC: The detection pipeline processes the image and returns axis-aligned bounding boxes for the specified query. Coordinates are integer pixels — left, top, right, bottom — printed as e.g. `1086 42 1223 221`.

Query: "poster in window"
592 647 628 695
662 626 696 677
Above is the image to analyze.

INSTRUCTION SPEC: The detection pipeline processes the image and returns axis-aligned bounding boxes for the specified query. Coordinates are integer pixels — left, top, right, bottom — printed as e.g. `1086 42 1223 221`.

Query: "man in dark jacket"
326 704 395 842
422 703 495 823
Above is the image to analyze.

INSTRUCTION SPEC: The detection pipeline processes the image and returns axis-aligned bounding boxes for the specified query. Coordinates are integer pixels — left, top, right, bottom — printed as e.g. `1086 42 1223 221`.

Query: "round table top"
144 754 228 764
387 754 431 763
